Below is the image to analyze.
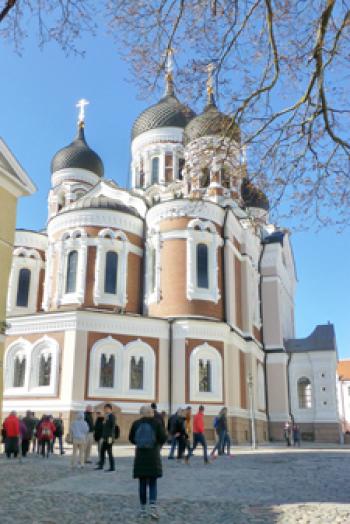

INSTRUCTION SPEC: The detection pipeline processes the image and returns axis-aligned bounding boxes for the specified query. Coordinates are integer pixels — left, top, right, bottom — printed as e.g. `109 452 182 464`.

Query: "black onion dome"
241 178 269 211
51 126 104 177
183 98 240 146
132 94 195 140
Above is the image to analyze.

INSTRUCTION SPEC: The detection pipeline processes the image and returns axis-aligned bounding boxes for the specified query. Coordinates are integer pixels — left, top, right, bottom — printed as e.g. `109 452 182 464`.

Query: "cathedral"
2 61 340 443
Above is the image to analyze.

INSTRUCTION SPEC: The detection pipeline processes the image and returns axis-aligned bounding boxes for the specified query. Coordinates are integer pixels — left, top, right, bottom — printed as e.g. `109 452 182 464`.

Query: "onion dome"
51 124 104 177
131 50 195 140
183 93 239 146
241 177 269 211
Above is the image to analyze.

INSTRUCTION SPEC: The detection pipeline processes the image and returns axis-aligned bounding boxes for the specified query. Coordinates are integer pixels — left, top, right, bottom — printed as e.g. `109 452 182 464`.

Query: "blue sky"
0 32 349 359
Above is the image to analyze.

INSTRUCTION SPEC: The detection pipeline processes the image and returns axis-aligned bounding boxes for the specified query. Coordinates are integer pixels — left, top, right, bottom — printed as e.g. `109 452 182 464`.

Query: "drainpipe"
258 241 271 440
221 207 230 324
140 213 147 316
168 318 175 416
287 351 293 424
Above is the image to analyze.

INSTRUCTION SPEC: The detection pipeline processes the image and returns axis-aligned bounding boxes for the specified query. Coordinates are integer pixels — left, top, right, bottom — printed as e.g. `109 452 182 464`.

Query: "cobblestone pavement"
1 446 350 523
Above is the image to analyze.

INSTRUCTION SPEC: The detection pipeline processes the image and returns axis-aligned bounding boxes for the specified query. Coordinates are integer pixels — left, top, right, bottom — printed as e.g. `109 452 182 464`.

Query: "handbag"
65 432 73 445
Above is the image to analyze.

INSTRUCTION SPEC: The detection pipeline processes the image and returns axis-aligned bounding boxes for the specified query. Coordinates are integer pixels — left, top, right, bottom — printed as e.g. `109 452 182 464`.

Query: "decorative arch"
7 248 43 315
29 336 60 395
88 337 123 397
5 339 31 392
88 337 156 400
189 343 223 402
297 377 312 409
123 340 155 398
56 227 88 306
188 218 216 234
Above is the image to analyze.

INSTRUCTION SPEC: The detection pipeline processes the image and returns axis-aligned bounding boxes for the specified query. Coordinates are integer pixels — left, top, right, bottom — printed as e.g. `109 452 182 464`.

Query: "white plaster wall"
290 351 339 423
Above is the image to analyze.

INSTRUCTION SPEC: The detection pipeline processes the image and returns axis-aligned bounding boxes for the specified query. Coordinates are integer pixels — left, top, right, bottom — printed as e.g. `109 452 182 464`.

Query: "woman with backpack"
37 415 56 458
129 405 167 520
211 407 229 458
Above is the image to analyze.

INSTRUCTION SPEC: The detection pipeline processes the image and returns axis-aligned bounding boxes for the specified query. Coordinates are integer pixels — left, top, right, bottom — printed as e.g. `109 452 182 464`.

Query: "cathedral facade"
2 70 340 443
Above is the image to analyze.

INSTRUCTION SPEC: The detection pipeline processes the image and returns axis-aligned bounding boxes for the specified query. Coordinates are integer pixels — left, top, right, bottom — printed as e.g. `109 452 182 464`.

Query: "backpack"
213 416 219 429
134 422 156 449
41 423 52 440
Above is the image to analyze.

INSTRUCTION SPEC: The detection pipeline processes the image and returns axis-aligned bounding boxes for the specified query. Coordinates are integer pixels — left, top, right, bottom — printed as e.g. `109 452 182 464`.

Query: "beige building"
0 138 35 420
2 71 340 442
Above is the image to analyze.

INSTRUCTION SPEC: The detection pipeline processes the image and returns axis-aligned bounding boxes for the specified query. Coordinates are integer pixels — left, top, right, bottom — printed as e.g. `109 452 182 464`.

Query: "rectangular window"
165 153 173 183
178 158 185 180
104 251 118 294
16 268 31 307
197 243 209 289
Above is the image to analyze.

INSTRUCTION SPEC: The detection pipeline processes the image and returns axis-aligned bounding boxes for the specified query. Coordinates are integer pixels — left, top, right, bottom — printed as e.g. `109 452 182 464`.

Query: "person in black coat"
95 404 116 472
94 411 104 458
129 405 167 519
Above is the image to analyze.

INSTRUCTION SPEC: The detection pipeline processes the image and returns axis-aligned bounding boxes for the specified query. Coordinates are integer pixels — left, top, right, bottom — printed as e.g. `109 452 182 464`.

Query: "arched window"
197 243 209 289
38 353 52 387
99 353 115 388
16 268 31 307
151 157 159 184
104 251 118 294
199 359 211 392
130 356 144 390
13 355 26 387
165 153 173 182
178 158 185 180
201 168 210 187
298 377 312 409
66 250 78 293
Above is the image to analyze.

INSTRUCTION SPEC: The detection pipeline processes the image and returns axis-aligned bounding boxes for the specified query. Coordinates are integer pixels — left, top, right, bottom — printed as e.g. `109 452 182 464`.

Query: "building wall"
0 185 17 421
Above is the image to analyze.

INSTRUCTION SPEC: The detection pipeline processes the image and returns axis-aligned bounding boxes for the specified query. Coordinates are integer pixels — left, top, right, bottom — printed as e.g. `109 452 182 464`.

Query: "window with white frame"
13 353 26 387
151 157 160 184
56 229 88 306
189 343 223 402
16 268 31 307
104 251 119 294
93 229 128 307
7 248 43 315
298 377 312 409
187 219 223 302
99 353 115 388
66 250 78 293
88 337 155 399
4 337 59 397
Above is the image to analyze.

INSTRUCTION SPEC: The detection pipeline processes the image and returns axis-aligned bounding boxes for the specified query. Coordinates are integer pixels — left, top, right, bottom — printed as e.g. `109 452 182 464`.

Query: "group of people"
167 406 232 463
2 403 233 520
284 421 301 447
1 410 64 459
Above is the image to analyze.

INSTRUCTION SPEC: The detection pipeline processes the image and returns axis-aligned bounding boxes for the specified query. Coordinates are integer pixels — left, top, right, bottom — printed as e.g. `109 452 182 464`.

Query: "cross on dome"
163 48 175 96
76 98 89 127
206 63 215 103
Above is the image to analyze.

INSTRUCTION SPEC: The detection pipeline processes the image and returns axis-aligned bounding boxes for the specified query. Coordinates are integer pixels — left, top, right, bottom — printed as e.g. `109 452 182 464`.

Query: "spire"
76 98 89 129
164 48 175 96
206 63 216 106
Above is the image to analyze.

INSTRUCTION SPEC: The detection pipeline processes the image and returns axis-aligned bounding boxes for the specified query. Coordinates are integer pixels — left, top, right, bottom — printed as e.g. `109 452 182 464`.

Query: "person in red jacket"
37 416 56 458
3 411 20 458
188 405 209 464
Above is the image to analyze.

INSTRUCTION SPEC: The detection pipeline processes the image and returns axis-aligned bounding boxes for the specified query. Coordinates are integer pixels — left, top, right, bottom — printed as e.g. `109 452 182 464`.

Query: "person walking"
37 415 55 458
129 405 167 520
84 405 94 464
173 409 187 460
22 411 36 457
3 411 20 459
183 406 193 461
53 413 65 455
70 411 89 469
211 408 229 457
95 404 116 472
167 411 178 460
31 412 40 454
293 423 301 447
284 421 291 446
151 403 165 428
93 410 104 459
191 405 209 464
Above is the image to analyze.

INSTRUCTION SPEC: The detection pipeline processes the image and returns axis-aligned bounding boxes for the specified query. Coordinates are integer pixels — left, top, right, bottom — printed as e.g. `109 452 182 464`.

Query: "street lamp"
247 372 257 449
